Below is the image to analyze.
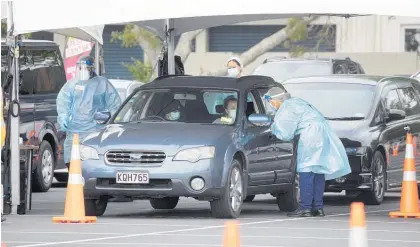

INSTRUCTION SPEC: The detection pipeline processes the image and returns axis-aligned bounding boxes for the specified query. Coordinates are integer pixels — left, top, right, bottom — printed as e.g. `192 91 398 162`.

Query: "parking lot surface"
2 184 420 247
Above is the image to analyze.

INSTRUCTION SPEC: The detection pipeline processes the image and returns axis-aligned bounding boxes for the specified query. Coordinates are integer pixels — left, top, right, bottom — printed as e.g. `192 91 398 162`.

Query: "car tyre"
277 173 299 212
360 151 386 205
244 195 255 202
32 141 55 192
210 159 243 218
85 198 108 216
150 197 179 209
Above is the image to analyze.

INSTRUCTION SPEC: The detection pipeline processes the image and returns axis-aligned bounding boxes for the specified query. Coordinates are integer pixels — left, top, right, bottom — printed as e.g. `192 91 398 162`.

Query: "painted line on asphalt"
149 233 420 243
307 218 420 225
15 209 394 247
3 242 291 247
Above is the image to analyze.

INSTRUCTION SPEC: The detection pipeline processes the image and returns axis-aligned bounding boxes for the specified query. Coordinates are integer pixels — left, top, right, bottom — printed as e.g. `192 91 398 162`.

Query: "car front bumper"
325 153 373 192
82 158 223 200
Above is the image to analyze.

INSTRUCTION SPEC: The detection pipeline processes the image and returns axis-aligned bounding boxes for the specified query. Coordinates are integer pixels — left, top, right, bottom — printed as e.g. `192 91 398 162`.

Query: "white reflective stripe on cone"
403 171 417 181
71 144 80 160
348 227 368 247
405 144 414 159
68 174 85 185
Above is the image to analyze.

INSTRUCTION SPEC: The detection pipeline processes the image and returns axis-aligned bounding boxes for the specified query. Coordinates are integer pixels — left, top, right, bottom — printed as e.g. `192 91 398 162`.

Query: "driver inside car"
163 100 185 121
213 96 238 124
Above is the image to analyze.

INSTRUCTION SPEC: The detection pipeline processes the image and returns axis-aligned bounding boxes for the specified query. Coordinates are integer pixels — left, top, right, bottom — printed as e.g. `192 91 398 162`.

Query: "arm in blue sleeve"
56 81 73 132
104 80 122 115
270 103 301 142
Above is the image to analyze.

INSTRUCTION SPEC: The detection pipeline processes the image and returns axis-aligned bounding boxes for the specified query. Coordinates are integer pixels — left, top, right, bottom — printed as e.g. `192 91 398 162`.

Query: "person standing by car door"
264 86 351 217
56 56 121 169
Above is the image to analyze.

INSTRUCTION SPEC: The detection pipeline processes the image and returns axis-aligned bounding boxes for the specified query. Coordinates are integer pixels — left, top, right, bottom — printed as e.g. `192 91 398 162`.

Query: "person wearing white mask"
226 57 243 78
213 96 237 125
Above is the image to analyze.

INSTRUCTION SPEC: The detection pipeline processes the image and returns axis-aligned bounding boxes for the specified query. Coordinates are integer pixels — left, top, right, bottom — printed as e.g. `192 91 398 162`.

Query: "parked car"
80 75 299 218
280 75 420 205
109 79 145 102
252 56 365 83
1 39 67 192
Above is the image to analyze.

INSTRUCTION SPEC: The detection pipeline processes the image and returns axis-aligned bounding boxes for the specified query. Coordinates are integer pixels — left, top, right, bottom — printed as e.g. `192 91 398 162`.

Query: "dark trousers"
299 172 326 210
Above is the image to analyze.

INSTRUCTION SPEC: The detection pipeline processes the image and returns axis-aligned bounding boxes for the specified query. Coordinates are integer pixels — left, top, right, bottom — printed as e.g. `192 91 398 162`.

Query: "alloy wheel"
229 167 243 212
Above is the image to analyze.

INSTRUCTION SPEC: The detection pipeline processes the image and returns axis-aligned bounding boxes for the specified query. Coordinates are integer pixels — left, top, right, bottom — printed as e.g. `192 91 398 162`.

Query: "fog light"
190 177 205 191
335 177 346 183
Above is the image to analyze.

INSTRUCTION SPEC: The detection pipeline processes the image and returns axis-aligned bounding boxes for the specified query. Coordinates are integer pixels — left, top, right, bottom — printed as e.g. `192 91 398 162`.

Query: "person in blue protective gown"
56 55 121 168
264 85 351 217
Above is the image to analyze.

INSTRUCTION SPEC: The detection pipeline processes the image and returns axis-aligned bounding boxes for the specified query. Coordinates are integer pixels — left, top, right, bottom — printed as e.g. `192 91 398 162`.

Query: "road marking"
149 233 420 243
3 242 290 247
307 218 420 225
15 209 394 247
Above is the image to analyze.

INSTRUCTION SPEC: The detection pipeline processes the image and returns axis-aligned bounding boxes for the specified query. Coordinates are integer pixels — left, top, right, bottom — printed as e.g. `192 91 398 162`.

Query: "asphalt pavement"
1 183 420 247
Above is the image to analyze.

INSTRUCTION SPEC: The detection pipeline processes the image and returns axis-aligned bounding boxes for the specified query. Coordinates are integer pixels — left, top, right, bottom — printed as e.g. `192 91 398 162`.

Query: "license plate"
116 172 149 184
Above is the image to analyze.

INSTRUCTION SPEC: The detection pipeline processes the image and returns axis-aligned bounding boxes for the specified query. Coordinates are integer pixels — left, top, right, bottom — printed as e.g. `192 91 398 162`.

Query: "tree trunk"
205 16 319 76
175 30 203 63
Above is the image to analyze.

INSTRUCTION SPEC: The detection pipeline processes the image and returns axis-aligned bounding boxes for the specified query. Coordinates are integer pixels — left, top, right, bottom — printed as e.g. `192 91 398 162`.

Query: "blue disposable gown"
270 97 351 180
56 76 121 163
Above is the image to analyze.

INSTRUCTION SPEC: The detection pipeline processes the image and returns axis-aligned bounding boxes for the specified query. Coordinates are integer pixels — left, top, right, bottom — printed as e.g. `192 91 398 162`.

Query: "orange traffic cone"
348 202 368 247
389 132 420 219
223 220 240 247
52 134 97 223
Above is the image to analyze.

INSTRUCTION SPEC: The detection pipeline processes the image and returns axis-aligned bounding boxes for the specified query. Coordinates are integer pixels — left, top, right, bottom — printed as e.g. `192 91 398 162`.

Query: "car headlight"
80 145 99 160
173 146 215 163
345 147 368 155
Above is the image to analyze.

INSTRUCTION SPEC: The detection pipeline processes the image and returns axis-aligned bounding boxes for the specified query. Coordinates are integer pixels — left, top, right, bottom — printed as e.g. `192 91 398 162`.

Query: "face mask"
228 109 236 121
227 68 239 78
167 111 180 121
77 68 91 81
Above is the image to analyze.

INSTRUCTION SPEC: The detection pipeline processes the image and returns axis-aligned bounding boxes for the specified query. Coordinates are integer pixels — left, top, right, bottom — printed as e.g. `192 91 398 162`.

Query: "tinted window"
397 87 420 116
1 48 34 95
31 48 65 94
384 89 403 111
114 88 238 125
252 61 331 82
283 82 376 119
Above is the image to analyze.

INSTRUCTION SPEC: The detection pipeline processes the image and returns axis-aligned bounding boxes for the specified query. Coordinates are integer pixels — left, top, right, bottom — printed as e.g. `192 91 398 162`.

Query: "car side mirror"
248 114 272 127
387 109 406 121
94 111 111 124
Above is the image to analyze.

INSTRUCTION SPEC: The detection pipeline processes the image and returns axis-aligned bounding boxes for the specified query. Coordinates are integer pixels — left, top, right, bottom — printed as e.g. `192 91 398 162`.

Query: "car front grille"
105 150 166 164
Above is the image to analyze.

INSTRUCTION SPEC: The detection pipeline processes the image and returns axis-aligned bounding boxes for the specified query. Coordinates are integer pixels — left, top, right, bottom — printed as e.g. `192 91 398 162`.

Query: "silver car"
80 75 298 219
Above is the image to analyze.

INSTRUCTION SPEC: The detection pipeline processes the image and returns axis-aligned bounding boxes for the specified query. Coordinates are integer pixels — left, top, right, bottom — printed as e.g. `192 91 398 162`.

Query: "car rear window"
284 82 376 120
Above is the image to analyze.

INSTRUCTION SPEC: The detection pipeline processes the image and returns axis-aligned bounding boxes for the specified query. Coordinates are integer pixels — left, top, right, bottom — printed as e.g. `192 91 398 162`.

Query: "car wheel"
150 197 179 209
277 173 299 212
32 141 55 192
85 198 108 216
210 159 243 218
360 151 386 205
244 195 255 202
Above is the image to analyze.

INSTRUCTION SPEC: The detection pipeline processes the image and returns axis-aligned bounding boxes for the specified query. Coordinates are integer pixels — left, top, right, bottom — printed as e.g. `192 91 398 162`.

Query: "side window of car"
19 49 34 95
32 48 61 94
245 92 260 117
383 89 403 112
397 87 420 116
347 62 359 74
373 103 385 125
333 62 349 74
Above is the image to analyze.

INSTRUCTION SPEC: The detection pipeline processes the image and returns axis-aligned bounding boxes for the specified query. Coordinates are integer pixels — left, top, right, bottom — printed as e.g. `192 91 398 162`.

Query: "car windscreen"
284 82 376 120
252 61 332 82
113 88 239 125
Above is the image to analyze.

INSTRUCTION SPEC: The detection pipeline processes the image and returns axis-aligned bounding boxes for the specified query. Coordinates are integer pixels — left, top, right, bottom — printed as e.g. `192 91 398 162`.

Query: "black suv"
252 56 365 82
1 40 67 192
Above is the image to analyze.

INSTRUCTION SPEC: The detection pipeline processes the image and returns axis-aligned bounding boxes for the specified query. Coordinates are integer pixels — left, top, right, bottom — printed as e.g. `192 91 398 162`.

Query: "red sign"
63 38 94 80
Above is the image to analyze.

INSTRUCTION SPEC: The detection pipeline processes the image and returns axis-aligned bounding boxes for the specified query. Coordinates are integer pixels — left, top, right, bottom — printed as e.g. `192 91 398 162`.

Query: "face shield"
75 57 95 81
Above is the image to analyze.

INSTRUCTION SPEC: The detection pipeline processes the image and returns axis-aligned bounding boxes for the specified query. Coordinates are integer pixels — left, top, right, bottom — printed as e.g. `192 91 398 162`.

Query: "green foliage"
284 17 333 57
122 58 153 82
1 23 32 38
110 24 161 49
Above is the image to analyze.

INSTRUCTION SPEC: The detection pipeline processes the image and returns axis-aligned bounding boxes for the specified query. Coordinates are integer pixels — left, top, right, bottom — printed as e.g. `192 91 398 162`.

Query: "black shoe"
312 208 325 217
287 209 313 217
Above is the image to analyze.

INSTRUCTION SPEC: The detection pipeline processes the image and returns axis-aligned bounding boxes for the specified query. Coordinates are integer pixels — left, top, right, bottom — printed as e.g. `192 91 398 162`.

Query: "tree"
111 24 202 82
202 16 320 76
1 23 31 38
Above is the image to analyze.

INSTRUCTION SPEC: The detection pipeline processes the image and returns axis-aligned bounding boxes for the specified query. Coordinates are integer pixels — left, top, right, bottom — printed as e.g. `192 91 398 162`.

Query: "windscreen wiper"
325 117 364 121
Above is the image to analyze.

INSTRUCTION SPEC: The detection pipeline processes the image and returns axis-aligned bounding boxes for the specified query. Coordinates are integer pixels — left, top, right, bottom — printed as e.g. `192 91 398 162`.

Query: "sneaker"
287 209 313 217
312 208 325 217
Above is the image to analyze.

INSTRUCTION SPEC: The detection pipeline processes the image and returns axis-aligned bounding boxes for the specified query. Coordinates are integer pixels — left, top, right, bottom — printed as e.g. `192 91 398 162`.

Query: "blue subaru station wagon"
80 75 299 219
